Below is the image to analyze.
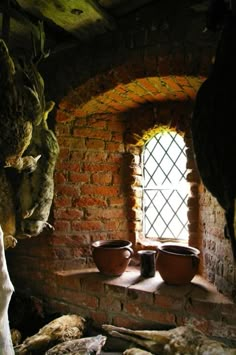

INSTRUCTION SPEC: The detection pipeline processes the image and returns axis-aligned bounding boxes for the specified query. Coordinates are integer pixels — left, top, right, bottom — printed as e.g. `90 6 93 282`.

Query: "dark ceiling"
0 0 157 54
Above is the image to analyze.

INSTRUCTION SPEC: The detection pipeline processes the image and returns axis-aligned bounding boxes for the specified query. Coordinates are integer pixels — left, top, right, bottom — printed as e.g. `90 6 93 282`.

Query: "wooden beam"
98 0 154 16
1 0 10 44
16 0 117 41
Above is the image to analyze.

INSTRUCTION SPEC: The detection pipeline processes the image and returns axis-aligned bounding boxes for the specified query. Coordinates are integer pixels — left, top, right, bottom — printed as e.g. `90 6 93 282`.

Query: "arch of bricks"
56 56 208 122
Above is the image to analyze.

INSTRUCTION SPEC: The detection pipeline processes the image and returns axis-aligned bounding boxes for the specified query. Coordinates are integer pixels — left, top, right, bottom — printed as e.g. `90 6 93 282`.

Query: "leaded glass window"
142 130 189 241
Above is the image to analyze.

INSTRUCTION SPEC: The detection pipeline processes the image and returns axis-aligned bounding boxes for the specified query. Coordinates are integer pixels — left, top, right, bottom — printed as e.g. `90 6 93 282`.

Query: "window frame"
141 129 190 243
127 124 200 251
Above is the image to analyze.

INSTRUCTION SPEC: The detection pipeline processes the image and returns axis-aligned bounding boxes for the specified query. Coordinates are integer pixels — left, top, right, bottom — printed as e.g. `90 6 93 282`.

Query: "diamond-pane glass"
143 131 189 240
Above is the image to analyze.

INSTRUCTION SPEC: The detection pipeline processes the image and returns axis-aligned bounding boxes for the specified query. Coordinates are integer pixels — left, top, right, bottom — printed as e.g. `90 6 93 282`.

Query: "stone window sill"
56 266 233 305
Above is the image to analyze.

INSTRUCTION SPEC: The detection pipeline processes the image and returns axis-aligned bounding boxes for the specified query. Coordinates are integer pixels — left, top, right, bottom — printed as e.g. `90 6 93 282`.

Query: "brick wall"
200 188 236 298
5 0 236 344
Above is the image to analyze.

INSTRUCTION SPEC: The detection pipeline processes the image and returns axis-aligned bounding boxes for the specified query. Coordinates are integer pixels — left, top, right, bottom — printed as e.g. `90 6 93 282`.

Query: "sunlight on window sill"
55 266 233 305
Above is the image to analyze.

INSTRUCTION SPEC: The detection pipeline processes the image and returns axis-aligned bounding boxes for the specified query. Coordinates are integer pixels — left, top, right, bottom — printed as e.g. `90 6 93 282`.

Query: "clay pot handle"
191 254 200 269
124 246 134 258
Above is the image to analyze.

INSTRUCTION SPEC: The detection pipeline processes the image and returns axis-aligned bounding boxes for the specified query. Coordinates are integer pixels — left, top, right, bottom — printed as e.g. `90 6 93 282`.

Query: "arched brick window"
142 129 189 242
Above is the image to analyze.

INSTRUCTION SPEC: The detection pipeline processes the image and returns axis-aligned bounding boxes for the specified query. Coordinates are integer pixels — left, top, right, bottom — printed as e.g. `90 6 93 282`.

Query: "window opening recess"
142 130 189 242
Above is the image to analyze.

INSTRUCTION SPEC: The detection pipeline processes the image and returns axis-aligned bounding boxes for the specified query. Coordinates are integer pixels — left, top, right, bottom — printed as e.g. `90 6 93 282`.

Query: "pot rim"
158 242 200 256
137 250 156 255
92 239 132 249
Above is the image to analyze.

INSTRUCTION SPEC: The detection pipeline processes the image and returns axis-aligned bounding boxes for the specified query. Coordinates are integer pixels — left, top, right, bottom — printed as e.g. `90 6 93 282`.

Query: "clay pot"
156 243 200 285
92 240 133 276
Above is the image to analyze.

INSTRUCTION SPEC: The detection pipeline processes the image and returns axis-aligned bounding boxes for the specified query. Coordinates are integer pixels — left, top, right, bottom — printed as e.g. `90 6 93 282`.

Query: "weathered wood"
16 0 116 41
1 0 10 44
98 0 153 16
0 9 40 52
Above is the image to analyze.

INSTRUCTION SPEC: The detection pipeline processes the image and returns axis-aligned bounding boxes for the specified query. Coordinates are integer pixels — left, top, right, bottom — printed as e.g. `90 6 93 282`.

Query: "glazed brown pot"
92 240 133 276
156 243 200 285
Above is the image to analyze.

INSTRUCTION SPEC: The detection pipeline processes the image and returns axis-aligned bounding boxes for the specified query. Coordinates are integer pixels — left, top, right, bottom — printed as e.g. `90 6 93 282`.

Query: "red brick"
107 118 124 132
92 172 112 185
54 208 83 220
55 124 71 136
162 76 182 92
55 172 67 184
86 208 125 220
53 220 71 232
57 148 70 160
56 274 82 290
112 173 122 185
112 315 149 329
124 303 176 325
106 90 124 103
74 127 111 141
60 288 99 308
137 78 158 94
69 172 90 183
50 235 68 246
54 196 72 208
127 82 148 96
100 297 122 312
56 110 73 122
57 162 81 172
148 77 169 93
74 196 107 207
72 220 103 231
172 90 188 101
107 101 129 112
83 163 119 173
81 184 120 196
182 86 197 100
154 294 182 311
90 310 109 326
108 196 125 207
73 117 87 127
73 108 87 117
84 151 108 162
127 289 154 304
57 137 73 148
87 117 107 129
106 142 124 152
111 132 123 142
45 300 71 315
86 139 105 150
70 151 85 160
56 184 80 196
80 276 105 293
126 93 148 105
103 220 121 231
142 94 158 102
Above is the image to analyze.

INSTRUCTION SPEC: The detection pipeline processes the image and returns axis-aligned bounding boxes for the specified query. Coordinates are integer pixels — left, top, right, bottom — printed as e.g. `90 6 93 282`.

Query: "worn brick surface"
6 0 235 345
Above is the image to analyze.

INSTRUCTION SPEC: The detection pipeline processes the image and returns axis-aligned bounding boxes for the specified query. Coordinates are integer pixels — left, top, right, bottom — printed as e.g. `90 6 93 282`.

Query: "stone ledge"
53 266 236 344
56 266 233 306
